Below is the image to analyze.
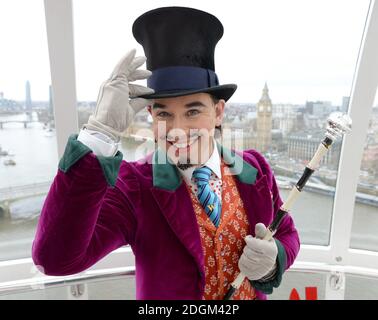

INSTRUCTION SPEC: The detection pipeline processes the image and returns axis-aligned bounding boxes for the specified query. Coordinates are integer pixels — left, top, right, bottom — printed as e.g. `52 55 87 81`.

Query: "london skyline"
0 80 363 108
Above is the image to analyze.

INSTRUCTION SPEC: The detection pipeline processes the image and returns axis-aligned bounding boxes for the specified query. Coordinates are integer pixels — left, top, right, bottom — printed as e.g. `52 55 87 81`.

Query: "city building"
341 96 350 113
287 131 342 169
256 82 273 153
25 80 32 112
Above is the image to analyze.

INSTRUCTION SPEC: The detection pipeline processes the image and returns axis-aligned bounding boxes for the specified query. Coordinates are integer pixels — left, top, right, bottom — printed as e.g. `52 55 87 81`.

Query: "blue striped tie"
192 166 221 227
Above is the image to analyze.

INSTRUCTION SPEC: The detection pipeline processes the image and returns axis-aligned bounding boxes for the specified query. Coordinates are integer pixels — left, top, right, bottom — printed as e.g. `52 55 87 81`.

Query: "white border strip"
44 0 78 157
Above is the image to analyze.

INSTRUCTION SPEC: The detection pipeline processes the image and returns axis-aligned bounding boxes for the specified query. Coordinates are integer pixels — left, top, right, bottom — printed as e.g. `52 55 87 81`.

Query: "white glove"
84 48 154 141
238 223 278 281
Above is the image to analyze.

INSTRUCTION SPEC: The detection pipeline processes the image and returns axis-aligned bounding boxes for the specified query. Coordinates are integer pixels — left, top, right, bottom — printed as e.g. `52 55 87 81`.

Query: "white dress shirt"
176 139 223 204
77 128 119 157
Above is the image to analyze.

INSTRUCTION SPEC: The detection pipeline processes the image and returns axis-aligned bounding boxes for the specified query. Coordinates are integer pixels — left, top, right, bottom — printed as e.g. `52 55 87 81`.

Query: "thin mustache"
166 133 202 143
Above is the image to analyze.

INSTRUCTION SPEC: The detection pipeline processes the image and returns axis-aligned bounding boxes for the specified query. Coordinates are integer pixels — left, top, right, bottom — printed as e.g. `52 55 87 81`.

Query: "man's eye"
157 112 170 118
187 109 200 116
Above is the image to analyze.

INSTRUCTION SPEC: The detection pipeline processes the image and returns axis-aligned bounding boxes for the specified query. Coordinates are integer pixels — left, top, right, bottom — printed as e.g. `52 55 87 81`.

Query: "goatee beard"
176 162 195 170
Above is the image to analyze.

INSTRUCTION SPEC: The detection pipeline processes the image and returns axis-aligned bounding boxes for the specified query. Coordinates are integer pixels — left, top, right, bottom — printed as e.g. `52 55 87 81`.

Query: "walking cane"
224 112 352 300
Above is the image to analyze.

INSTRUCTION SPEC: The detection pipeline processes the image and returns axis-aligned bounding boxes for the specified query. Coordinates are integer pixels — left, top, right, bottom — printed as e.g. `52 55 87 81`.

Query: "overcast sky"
0 0 372 104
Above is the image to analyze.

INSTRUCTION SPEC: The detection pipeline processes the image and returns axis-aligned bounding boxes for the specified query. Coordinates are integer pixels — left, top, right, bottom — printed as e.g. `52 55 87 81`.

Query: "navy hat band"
147 66 219 93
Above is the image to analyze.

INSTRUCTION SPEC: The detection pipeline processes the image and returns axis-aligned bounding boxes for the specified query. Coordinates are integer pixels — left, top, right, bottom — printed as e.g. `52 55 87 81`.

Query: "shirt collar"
177 138 222 184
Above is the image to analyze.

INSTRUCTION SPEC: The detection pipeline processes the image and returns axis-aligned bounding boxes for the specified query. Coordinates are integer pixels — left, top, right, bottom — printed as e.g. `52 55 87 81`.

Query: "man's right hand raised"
84 48 154 141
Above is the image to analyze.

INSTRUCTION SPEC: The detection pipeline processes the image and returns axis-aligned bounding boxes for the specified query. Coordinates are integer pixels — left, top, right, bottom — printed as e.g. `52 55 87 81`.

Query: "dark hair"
209 94 222 137
210 94 220 105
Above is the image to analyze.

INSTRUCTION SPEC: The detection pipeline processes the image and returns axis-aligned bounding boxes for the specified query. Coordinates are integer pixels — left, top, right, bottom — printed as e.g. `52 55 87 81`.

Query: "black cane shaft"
296 167 315 191
268 208 288 234
322 136 333 148
223 287 236 300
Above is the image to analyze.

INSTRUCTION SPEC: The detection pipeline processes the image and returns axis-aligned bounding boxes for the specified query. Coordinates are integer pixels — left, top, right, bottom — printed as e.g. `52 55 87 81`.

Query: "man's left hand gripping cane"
238 223 278 281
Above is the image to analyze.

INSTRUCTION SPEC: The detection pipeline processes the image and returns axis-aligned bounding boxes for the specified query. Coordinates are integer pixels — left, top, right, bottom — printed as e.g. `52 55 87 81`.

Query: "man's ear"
147 105 152 115
215 99 225 126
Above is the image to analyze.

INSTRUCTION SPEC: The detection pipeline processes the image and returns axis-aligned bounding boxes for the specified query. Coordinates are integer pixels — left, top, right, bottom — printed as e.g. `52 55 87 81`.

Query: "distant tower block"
49 85 53 116
256 82 273 153
341 96 350 113
25 80 32 112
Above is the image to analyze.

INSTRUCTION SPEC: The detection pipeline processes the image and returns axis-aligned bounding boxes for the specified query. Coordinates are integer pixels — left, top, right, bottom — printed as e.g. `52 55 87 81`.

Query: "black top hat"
132 6 237 101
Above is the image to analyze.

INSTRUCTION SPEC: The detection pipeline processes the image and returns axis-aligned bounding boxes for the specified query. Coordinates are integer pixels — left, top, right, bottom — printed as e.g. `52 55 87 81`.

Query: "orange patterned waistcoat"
186 160 256 300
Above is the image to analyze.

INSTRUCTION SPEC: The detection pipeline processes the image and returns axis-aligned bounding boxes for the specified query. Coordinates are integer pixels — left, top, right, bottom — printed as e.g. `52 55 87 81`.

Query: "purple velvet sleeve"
32 153 137 276
248 150 300 269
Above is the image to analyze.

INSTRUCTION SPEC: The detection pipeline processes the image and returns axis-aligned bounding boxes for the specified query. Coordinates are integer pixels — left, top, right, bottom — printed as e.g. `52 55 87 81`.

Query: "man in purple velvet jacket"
32 7 299 300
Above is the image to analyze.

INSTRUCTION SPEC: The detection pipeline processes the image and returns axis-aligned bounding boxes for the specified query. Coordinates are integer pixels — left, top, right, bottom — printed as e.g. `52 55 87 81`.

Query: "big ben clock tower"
256 82 272 153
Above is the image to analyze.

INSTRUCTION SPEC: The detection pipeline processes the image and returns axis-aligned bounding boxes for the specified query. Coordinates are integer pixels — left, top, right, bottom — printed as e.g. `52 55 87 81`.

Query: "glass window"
0 0 56 261
345 274 378 299
217 1 370 246
0 276 136 300
350 90 378 251
270 271 326 300
272 271 378 300
72 0 370 245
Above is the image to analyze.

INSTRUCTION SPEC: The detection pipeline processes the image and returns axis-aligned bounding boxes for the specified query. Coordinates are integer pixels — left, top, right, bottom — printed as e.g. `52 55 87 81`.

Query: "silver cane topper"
325 112 352 142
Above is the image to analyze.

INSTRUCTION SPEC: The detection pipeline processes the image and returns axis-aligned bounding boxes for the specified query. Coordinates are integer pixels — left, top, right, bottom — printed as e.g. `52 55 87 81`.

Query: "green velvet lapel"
216 142 258 185
152 142 258 191
152 147 183 191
